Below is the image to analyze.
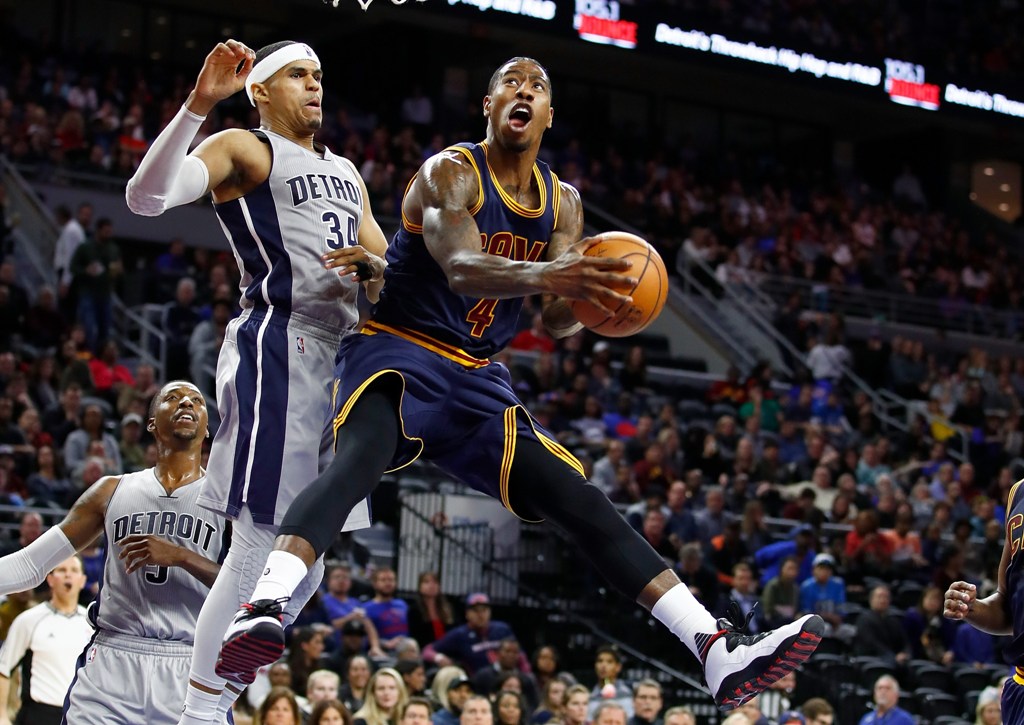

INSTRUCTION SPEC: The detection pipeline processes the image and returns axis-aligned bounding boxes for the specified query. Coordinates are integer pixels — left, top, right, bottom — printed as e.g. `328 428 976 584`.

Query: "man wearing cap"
798 553 846 632
778 711 805 725
423 594 519 676
126 36 390 725
433 675 474 725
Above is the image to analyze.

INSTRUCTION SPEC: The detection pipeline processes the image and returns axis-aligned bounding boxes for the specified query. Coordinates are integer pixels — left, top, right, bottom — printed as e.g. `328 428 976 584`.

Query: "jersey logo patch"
296 336 305 355
86 645 97 663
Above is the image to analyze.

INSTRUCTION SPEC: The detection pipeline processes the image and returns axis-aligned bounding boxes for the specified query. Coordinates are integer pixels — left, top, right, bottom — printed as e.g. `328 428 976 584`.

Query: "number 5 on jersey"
322 211 358 250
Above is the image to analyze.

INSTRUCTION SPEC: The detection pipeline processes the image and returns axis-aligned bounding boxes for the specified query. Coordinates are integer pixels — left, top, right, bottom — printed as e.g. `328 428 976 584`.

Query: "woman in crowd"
407 571 454 646
562 685 590 725
340 654 373 714
311 699 354 725
494 690 528 725
353 667 409 725
256 687 302 725
531 678 567 725
531 646 562 694
289 627 328 696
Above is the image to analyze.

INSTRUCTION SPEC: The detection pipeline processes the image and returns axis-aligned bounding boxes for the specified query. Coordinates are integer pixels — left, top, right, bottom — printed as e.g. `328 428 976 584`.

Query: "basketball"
569 232 669 338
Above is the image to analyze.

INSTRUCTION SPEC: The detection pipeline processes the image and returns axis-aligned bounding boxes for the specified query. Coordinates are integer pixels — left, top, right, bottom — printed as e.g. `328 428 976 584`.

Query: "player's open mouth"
305 98 321 109
175 412 196 423
508 104 532 131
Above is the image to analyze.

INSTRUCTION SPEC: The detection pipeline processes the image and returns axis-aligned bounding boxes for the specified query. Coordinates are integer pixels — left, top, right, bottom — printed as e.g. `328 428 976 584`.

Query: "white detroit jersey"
98 469 224 643
213 127 364 333
199 129 371 531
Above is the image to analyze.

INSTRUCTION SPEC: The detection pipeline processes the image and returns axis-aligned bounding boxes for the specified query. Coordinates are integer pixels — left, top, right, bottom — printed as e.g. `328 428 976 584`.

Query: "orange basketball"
569 232 669 338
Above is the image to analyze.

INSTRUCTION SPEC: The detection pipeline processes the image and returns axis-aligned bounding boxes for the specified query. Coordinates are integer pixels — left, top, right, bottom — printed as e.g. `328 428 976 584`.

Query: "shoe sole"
716 614 825 711
215 621 285 683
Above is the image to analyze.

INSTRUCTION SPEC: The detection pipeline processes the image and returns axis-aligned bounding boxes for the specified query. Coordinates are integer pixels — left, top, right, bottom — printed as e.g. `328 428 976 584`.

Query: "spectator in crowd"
626 680 663 725
858 675 913 725
22 286 66 355
0 511 44 557
531 678 566 725
662 707 696 725
258 687 302 725
461 695 494 725
87 339 135 406
339 654 373 715
62 402 122 474
322 564 379 652
69 217 121 351
396 659 427 698
425 593 518 676
801 699 834 725
675 542 720 608
974 685 1001 725
304 670 343 722
798 553 845 634
289 627 330 697
309 698 353 725
400 698 434 725
473 639 538 709
25 444 71 506
592 702 628 725
902 585 955 664
53 203 91 300
761 556 801 629
493 690 528 725
162 276 200 380
365 566 410 652
529 646 562 695
588 646 632 719
853 585 910 667
117 411 146 473
407 570 454 648
188 297 231 395
432 669 473 725
562 685 590 725
353 668 408 725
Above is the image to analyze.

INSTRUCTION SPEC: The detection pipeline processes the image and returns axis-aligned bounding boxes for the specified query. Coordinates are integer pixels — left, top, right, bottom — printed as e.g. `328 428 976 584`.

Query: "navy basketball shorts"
332 323 584 519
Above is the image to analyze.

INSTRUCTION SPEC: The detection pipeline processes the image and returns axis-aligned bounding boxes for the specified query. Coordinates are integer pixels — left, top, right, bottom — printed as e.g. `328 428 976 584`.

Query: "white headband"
246 42 321 106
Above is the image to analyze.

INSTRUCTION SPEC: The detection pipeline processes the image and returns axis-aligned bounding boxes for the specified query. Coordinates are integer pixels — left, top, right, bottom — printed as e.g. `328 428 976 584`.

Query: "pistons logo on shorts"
296 336 305 354
86 646 98 663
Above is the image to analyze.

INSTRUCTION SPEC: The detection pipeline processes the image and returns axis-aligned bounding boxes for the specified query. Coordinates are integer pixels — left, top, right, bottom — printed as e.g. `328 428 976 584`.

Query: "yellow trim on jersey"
445 145 485 217
536 430 586 478
332 370 425 475
550 171 562 230
362 321 490 369
1015 666 1024 686
1010 479 1024 510
400 173 423 233
480 142 547 218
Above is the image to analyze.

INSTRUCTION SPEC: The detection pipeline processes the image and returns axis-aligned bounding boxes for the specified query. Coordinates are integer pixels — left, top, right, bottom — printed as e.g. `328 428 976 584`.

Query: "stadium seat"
962 689 981 720
857 661 895 690
895 581 924 609
920 693 962 722
953 666 993 698
837 688 871 725
910 661 953 691
930 718 971 725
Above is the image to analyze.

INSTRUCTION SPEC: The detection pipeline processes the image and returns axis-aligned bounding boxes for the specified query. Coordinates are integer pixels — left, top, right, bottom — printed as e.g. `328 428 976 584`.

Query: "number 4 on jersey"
466 298 499 337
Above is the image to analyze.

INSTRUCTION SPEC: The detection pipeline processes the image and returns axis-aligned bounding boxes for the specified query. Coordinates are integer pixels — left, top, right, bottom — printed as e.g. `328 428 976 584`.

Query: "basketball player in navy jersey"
126 39 389 724
0 381 228 724
220 57 823 712
945 478 1024 721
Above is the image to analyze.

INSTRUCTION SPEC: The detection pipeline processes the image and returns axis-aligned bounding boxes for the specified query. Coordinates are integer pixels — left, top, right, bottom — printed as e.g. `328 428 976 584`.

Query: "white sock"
215 687 240 724
249 550 308 603
178 685 222 725
651 583 720 660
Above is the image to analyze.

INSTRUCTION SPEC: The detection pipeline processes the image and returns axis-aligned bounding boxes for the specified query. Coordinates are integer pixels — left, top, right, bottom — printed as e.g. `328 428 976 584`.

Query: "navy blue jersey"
373 142 561 359
1004 480 1024 664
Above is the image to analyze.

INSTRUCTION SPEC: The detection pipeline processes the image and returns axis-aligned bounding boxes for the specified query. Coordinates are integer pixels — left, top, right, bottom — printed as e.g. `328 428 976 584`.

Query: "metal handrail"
758 273 1023 340
112 297 168 382
1 156 60 291
672 271 759 370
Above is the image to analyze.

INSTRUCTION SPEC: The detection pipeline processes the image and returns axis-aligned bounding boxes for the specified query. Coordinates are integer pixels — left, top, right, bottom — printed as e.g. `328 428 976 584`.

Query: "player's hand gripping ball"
570 232 669 337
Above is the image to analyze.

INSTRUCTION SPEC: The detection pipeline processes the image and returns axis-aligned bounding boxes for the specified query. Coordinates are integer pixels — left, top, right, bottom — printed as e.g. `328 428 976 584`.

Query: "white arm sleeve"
125 104 211 217
0 526 76 596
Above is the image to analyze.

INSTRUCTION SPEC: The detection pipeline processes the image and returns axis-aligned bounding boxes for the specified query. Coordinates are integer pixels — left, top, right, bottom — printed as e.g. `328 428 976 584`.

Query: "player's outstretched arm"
117 534 220 588
416 153 635 307
0 476 117 597
126 39 255 216
944 524 1012 635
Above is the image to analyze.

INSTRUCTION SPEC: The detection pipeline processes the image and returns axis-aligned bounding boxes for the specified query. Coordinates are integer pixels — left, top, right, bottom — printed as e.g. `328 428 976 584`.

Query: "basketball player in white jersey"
0 381 226 724
125 39 389 724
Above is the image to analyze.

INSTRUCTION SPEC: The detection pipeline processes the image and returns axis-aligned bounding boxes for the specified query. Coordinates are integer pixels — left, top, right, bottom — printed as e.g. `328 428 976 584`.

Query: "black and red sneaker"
699 602 824 711
215 598 289 684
